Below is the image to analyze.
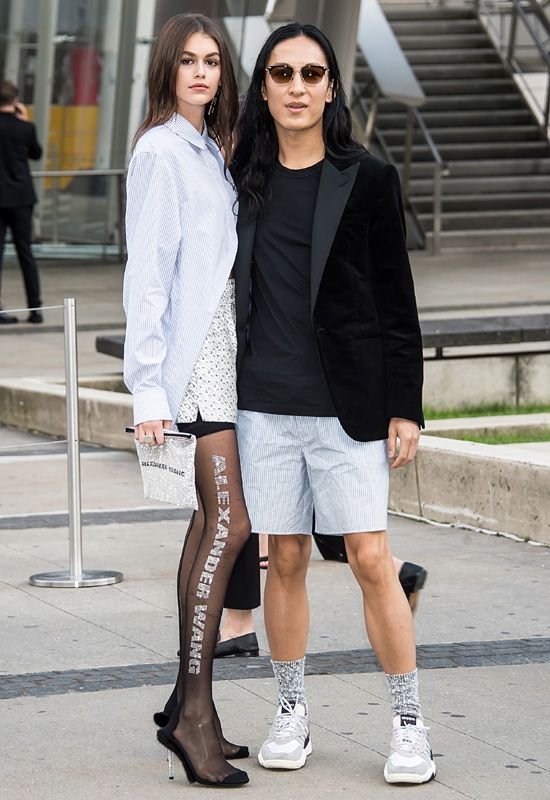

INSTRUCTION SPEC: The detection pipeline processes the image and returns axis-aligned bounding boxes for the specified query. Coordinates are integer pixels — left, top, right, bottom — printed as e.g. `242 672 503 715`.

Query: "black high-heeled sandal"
153 712 248 759
153 689 249 759
157 727 249 787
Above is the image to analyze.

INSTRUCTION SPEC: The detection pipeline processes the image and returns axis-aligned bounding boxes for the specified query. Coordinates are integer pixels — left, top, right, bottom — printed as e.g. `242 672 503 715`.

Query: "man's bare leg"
264 534 311 661
345 532 416 674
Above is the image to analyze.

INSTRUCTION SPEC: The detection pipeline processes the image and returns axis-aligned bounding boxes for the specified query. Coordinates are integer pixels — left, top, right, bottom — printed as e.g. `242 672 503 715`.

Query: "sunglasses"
265 63 329 85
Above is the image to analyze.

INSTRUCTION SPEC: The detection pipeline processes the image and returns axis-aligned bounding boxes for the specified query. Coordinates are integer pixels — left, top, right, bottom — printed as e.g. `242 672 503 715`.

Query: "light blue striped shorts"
236 411 389 535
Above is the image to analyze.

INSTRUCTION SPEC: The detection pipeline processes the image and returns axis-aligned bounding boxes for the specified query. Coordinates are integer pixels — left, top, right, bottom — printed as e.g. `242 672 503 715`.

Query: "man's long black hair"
232 23 364 217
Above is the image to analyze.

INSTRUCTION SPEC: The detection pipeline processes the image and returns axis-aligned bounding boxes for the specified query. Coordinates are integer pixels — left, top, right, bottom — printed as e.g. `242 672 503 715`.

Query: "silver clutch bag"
134 435 197 509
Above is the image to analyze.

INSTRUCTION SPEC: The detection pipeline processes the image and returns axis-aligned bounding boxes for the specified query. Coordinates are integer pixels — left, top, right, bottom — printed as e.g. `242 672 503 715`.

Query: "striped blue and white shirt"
123 113 238 425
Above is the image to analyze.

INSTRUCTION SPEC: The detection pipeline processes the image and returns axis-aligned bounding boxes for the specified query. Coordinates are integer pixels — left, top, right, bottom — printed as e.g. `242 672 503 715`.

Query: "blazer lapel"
310 159 360 312
234 214 257 371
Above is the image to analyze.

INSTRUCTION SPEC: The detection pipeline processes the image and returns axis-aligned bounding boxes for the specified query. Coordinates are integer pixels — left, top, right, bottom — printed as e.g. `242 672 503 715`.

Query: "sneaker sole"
384 761 436 784
258 740 312 770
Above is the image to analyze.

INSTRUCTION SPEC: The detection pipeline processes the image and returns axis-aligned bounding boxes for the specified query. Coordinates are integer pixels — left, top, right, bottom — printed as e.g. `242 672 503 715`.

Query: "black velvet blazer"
0 112 42 208
234 150 424 443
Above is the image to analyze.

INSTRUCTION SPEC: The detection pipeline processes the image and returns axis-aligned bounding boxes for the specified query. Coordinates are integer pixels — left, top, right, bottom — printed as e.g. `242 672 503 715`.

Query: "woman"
123 13 250 787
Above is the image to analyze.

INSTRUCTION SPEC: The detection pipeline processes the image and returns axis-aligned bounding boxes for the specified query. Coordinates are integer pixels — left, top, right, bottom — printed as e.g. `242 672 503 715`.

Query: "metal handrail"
476 0 550 133
413 110 448 252
30 168 126 261
353 86 447 254
353 0 448 253
353 89 448 255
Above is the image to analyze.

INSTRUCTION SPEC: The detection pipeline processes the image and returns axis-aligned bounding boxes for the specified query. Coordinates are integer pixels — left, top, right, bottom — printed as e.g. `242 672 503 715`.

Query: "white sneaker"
258 699 312 770
384 714 436 784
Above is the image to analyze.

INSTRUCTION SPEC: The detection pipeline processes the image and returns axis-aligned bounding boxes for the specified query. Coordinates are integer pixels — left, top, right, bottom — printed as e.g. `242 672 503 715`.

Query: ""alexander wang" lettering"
188 454 230 675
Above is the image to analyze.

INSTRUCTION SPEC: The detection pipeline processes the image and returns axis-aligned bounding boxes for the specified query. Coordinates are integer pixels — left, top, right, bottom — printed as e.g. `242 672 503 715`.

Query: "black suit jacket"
235 150 424 442
0 111 42 208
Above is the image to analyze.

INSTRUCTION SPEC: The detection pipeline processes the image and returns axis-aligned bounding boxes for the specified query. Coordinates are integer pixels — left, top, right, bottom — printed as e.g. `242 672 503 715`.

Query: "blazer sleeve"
123 150 182 425
27 123 42 160
369 163 424 428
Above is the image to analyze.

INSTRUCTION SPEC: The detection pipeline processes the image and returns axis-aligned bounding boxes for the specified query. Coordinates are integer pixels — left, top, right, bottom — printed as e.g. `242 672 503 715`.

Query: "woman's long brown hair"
133 13 238 167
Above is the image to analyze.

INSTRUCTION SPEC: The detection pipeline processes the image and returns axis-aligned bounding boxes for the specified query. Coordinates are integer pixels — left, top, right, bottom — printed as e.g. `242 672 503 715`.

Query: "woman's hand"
135 419 173 445
387 417 420 469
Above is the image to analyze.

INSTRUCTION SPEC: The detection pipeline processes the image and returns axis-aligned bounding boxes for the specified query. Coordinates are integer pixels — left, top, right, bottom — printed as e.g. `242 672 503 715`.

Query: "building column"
110 0 156 171
95 0 124 170
293 0 362 97
4 0 25 84
316 0 361 98
125 0 157 159
33 0 59 234
33 0 59 169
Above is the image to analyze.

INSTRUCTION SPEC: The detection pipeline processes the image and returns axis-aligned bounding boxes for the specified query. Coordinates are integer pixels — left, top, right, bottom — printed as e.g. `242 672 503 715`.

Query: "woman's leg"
158 500 247 757
163 429 251 782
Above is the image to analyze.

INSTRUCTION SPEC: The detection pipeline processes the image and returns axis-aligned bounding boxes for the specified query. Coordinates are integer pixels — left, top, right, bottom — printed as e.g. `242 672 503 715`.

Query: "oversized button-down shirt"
123 113 238 425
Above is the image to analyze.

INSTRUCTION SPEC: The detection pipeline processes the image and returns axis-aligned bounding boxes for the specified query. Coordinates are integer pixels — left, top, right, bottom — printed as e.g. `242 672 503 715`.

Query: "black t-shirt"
238 159 336 416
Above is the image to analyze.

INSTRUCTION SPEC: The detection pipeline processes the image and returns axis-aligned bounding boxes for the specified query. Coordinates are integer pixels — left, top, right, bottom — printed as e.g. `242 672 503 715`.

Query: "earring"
208 88 220 117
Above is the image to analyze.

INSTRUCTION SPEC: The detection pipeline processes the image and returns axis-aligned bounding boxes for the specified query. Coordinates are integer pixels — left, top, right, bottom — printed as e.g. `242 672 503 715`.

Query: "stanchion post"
65 297 83 583
29 298 123 588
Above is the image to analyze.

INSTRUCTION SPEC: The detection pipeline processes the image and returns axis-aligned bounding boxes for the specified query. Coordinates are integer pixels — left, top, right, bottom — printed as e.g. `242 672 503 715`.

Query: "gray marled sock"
385 668 422 718
271 657 307 709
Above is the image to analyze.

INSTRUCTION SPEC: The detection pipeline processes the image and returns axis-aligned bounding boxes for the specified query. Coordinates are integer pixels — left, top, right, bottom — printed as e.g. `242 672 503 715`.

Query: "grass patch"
445 430 550 445
425 403 550 420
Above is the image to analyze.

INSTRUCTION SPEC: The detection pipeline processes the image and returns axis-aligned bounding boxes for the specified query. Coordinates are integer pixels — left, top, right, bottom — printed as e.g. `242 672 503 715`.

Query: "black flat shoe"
157 728 249 787
0 310 18 324
27 310 43 324
399 561 428 614
214 632 259 659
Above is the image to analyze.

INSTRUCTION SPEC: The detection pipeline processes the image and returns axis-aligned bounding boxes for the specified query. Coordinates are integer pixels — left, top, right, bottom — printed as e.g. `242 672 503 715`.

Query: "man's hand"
135 419 172 445
387 417 420 469
14 101 29 121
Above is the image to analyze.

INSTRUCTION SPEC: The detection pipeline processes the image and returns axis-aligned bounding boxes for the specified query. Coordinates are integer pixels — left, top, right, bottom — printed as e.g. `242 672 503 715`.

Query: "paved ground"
1 251 550 799
0 459 549 799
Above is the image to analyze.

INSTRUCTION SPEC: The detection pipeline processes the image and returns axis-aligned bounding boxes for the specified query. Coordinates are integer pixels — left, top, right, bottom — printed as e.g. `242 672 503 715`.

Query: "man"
0 80 43 324
231 23 435 786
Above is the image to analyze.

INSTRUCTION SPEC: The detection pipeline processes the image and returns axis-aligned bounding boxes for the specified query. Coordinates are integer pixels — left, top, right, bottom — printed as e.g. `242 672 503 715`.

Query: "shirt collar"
165 112 208 150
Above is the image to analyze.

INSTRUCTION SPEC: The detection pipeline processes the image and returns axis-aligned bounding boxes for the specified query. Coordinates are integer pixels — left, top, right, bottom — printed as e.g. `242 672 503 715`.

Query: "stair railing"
409 110 447 255
475 0 550 136
354 0 449 253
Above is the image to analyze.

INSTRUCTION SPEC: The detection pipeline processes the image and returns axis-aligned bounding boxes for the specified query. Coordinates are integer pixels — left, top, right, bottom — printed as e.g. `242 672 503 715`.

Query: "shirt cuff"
133 387 172 426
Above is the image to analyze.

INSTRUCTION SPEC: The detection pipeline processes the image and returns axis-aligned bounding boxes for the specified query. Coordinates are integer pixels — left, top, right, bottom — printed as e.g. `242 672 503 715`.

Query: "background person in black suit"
0 80 43 324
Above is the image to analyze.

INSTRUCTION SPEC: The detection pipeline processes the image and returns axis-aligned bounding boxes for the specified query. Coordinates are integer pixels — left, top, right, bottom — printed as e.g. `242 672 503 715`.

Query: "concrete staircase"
355 5 550 249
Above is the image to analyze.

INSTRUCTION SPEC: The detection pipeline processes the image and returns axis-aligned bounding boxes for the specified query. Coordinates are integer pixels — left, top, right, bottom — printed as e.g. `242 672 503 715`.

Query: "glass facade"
0 0 358 255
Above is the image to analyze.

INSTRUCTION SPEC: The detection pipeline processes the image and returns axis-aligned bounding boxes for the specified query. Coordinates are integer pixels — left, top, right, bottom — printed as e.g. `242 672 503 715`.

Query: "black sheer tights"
161 430 251 782
160 503 245 758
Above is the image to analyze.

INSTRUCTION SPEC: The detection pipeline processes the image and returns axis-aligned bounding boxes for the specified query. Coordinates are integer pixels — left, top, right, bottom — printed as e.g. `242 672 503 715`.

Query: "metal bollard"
29 298 123 588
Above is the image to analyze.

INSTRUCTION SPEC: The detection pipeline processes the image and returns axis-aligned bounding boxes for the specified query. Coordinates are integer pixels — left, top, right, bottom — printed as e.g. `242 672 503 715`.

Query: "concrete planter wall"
389 436 550 546
424 352 550 411
0 377 133 452
1 375 549 545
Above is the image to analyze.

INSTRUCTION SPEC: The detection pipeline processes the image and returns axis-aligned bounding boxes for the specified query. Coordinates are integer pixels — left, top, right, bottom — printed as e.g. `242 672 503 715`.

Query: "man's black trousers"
0 205 41 309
